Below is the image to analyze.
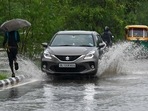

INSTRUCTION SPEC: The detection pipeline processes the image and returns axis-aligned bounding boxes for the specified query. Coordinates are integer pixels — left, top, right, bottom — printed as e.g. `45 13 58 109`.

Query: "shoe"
12 73 15 77
14 62 19 70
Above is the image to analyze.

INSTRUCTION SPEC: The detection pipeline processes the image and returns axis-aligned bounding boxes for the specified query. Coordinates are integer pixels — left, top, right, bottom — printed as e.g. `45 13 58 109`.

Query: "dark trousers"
7 48 18 74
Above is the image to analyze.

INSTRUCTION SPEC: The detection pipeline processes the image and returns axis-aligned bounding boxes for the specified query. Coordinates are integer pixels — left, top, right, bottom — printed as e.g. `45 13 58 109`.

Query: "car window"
128 28 147 37
50 34 95 47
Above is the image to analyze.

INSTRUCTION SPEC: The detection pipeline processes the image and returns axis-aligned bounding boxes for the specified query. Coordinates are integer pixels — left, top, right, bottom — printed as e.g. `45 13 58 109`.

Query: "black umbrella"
0 18 31 32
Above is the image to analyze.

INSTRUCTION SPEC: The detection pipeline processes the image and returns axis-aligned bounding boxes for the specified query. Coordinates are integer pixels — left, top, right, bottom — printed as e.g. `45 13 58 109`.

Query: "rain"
0 42 148 111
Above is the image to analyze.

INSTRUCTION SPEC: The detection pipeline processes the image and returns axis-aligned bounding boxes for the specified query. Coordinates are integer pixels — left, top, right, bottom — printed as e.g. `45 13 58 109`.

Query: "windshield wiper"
59 45 74 46
51 44 74 46
78 45 93 47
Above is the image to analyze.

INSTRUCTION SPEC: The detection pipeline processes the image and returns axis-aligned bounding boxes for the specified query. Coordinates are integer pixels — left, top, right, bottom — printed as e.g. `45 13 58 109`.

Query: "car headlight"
84 51 95 60
43 49 52 59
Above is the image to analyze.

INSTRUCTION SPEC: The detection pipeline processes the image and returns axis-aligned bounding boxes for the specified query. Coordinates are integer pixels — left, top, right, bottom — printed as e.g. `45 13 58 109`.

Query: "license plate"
59 63 76 68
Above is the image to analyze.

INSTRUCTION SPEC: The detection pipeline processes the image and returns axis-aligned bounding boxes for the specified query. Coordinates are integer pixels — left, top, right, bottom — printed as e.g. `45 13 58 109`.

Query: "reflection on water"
42 77 99 111
1 70 148 111
8 88 18 99
83 83 97 111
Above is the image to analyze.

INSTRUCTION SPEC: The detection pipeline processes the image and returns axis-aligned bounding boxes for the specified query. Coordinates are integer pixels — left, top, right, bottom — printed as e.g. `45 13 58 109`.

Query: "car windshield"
50 34 95 47
128 28 148 37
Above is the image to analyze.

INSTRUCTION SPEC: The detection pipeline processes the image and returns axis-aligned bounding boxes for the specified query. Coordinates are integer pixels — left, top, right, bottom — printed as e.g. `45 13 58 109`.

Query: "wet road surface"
0 42 148 111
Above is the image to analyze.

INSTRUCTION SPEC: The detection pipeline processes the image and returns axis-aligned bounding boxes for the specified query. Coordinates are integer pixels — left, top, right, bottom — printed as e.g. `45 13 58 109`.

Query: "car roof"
125 25 148 29
56 30 98 35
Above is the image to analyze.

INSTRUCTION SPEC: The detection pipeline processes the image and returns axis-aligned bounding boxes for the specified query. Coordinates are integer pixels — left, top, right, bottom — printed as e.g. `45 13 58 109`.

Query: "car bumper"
41 57 98 75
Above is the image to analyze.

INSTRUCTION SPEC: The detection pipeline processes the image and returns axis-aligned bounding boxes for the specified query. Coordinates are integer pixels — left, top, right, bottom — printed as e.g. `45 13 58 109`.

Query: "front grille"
55 55 80 61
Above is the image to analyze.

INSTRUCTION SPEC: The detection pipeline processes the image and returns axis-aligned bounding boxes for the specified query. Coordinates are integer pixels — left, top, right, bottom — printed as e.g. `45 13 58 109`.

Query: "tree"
0 0 147 58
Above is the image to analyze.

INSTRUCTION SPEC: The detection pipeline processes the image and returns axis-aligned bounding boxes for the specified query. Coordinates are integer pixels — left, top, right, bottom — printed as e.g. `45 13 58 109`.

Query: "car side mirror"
41 42 48 48
99 42 106 50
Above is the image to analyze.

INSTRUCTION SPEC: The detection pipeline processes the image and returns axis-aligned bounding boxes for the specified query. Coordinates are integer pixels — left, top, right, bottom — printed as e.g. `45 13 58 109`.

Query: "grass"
0 73 8 80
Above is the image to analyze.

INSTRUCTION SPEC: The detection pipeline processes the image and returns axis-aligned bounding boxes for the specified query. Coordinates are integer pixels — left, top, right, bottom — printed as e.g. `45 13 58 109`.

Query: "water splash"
97 41 148 76
0 51 44 80
16 56 44 80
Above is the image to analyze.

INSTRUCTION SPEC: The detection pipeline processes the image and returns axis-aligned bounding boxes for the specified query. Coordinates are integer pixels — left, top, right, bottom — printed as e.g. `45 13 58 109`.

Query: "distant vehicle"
125 25 148 48
41 30 106 76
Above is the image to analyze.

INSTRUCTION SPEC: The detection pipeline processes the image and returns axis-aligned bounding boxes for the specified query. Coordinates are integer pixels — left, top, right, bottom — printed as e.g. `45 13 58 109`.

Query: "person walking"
3 30 20 77
101 26 113 47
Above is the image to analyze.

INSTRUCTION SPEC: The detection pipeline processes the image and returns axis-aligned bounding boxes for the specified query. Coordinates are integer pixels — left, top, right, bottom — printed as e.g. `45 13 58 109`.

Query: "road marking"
0 79 39 91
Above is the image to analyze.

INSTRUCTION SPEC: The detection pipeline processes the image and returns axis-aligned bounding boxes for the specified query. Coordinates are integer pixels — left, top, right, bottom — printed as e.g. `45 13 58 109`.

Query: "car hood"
47 46 97 55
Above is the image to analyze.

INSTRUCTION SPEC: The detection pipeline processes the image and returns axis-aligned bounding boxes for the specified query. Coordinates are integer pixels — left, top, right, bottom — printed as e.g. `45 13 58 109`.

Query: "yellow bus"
125 25 148 47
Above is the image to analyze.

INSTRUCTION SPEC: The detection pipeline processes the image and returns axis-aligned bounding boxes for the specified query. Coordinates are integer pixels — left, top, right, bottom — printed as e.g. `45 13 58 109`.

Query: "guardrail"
0 75 27 88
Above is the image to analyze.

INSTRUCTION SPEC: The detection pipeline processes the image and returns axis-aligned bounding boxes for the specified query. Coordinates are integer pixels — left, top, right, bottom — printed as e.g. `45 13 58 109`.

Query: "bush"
0 73 8 80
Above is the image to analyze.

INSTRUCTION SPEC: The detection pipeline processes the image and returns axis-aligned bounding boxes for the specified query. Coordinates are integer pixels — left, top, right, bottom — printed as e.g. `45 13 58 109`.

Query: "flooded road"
0 42 148 111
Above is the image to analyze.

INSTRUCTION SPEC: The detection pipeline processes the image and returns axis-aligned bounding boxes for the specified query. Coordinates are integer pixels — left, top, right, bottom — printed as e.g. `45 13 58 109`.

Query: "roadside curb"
0 75 26 88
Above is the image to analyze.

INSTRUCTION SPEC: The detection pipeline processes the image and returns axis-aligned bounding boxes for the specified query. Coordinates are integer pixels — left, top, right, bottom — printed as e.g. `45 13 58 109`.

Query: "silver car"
41 30 106 76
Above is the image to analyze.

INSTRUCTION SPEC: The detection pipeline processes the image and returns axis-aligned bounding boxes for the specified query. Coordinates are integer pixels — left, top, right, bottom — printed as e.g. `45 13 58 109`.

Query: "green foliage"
136 1 148 25
0 73 8 80
0 0 147 58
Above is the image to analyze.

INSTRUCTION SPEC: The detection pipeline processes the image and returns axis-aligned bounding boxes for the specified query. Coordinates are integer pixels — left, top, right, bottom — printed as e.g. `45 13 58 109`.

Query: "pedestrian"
3 30 20 77
101 26 113 47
